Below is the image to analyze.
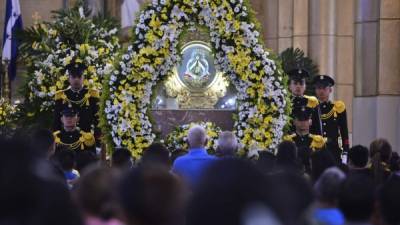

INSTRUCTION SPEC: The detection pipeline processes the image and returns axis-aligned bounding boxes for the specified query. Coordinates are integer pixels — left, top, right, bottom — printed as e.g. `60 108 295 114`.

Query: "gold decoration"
305 95 319 108
164 68 228 109
334 100 345 114
310 134 326 150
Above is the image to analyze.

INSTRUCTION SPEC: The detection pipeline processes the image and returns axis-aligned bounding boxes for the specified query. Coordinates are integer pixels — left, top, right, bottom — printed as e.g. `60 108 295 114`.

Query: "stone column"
353 0 400 152
308 0 336 76
335 0 355 136
258 0 297 53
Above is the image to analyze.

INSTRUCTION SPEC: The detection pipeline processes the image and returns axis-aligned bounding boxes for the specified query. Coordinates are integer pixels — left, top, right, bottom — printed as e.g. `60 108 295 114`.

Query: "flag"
2 0 23 81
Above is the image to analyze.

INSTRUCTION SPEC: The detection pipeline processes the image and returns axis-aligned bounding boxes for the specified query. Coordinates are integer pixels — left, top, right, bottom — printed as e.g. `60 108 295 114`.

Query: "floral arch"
102 0 291 158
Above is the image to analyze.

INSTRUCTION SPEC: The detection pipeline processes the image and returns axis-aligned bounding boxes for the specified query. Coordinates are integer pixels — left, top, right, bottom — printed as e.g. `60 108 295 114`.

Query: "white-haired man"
216 131 238 157
172 125 217 188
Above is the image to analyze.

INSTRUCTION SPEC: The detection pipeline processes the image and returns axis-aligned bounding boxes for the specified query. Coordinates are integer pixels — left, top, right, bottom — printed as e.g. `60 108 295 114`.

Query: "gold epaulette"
334 100 346 113
53 131 61 144
79 131 95 147
283 133 296 142
89 89 100 98
305 95 319 108
55 90 67 101
310 134 326 150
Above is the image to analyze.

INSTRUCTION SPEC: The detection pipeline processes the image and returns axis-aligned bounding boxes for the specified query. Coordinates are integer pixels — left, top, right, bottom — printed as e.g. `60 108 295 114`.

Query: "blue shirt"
313 208 345 225
172 148 217 187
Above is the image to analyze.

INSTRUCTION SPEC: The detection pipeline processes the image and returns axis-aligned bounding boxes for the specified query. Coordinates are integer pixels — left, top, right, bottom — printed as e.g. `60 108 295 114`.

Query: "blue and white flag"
2 0 23 81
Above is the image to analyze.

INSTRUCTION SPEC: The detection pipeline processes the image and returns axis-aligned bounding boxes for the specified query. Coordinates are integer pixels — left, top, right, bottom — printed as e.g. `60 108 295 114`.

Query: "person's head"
314 167 346 206
66 63 86 90
311 150 336 182
187 125 207 149
31 129 56 159
348 145 369 169
256 150 276 174
141 143 171 169
0 136 84 225
119 165 185 225
57 149 76 171
338 174 375 223
288 69 308 96
370 138 393 184
378 175 400 225
293 107 312 133
73 166 121 220
112 148 133 169
276 141 298 169
188 158 285 225
76 151 98 174
370 138 392 163
60 108 79 131
313 75 334 102
216 131 238 157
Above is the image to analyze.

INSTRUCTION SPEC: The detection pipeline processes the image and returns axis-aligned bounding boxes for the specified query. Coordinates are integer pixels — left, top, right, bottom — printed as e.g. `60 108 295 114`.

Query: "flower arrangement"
19 3 120 114
165 122 221 153
0 98 19 135
102 0 291 158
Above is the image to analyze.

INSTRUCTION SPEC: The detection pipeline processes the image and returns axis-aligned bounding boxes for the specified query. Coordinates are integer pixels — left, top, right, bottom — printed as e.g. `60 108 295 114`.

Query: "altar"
151 109 236 138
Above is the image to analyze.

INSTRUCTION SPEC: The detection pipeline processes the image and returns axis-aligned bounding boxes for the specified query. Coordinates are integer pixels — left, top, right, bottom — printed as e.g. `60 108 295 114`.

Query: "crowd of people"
1 125 399 225
0 48 396 225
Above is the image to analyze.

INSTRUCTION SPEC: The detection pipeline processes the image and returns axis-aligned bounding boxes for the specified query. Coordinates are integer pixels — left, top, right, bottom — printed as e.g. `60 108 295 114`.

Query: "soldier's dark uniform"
288 69 322 135
284 106 326 173
53 63 101 141
284 107 326 151
53 108 96 154
313 75 349 162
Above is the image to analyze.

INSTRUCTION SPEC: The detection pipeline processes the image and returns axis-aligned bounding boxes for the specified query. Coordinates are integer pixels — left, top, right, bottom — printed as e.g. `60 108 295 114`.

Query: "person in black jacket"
53 62 101 144
313 75 349 162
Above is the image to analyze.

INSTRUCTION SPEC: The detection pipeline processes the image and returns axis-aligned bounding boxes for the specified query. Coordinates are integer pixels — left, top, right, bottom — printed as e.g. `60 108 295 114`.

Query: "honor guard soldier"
54 63 101 143
288 69 322 135
284 106 326 151
313 75 349 161
53 108 96 153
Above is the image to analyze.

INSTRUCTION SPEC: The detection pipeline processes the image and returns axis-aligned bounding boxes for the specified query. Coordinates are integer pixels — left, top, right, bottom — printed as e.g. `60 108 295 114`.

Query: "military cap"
288 68 309 82
61 107 78 117
66 63 87 77
313 75 335 87
293 106 312 121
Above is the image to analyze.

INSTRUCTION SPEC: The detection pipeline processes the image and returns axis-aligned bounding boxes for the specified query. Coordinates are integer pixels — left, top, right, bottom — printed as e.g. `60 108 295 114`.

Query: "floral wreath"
165 122 221 153
103 0 291 159
20 4 120 112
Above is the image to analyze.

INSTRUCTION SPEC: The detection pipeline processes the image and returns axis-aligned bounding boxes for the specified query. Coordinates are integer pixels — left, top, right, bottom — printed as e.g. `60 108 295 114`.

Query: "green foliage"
279 47 319 95
16 1 120 130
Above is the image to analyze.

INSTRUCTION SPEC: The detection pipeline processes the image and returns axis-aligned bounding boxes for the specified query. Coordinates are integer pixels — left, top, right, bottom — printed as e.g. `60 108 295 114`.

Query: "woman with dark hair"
72 166 123 225
119 165 186 225
369 138 392 185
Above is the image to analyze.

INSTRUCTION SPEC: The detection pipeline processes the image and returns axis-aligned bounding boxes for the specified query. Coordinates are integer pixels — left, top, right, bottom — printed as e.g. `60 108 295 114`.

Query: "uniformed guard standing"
284 106 326 151
53 108 96 153
53 63 101 144
313 75 349 162
288 69 322 135
284 106 327 174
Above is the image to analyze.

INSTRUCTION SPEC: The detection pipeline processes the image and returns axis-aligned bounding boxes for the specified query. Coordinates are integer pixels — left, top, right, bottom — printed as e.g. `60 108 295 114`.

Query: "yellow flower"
79 44 90 56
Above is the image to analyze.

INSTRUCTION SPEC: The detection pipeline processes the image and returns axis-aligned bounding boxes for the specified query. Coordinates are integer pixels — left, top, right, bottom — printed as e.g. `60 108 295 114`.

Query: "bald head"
187 125 207 149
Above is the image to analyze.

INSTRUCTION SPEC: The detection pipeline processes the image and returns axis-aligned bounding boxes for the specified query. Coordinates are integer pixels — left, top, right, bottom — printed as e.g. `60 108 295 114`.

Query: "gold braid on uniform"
54 89 99 107
310 134 327 150
320 100 346 120
53 131 95 150
283 134 296 142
